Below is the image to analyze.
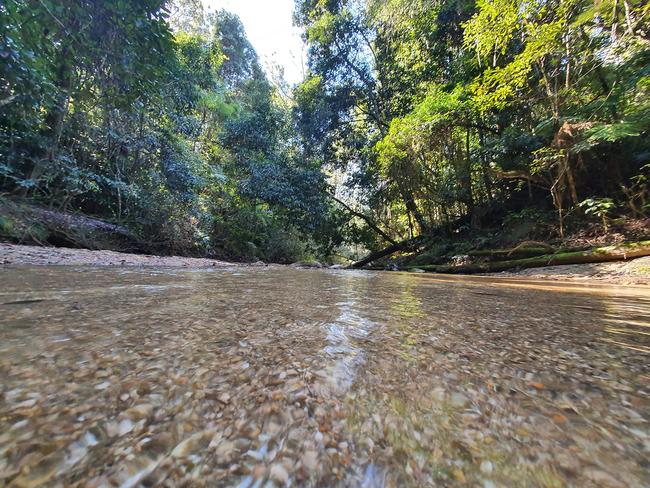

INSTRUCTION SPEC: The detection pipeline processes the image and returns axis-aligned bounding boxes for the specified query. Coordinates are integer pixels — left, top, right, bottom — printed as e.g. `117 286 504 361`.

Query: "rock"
480 460 493 474
269 463 289 484
292 408 306 420
409 268 426 273
301 450 318 470
329 264 346 269
432 387 446 402
13 399 37 409
450 392 469 408
452 468 466 482
171 430 213 458
290 260 323 268
124 404 153 421
117 419 134 436
171 436 199 458
10 451 63 488
583 468 625 488
214 440 236 464
217 393 231 404
555 452 580 472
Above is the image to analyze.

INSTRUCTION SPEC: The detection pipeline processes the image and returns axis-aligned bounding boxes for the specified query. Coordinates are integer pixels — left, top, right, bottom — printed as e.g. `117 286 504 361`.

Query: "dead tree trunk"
351 236 424 268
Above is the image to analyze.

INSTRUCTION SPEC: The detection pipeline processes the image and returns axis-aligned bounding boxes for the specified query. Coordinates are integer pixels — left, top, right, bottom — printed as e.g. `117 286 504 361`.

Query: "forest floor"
1 242 649 285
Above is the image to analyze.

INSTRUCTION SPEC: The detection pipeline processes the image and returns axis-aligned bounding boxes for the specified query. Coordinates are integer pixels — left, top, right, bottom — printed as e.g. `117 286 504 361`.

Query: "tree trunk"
351 236 424 268
397 180 428 234
464 129 474 206
478 128 493 202
29 46 74 187
622 0 636 36
468 248 558 260
612 0 619 41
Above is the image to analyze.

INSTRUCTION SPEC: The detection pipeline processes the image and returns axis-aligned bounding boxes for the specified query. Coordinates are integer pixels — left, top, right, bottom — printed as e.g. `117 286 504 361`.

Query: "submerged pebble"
0 266 648 487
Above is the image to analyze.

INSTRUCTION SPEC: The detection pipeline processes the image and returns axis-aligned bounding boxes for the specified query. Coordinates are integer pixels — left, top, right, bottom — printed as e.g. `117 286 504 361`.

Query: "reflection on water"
601 297 650 354
0 266 648 487
323 284 377 393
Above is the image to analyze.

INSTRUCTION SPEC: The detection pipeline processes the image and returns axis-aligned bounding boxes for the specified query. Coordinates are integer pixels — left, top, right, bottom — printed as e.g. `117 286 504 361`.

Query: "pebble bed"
0 266 648 487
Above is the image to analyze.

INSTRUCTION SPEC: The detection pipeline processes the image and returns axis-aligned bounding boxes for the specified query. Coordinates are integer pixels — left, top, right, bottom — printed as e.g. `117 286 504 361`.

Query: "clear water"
1 266 648 486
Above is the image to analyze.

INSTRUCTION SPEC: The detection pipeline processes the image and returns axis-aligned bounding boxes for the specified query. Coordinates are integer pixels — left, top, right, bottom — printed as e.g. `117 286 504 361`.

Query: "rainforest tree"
0 0 337 261
1 0 648 262
294 0 649 253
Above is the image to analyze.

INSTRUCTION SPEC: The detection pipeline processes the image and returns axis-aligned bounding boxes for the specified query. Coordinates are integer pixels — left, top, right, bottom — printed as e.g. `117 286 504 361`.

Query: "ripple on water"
322 299 376 392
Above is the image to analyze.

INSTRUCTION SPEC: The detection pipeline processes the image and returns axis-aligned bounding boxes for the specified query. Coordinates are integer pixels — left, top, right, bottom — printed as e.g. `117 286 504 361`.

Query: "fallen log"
467 246 588 261
468 248 553 259
409 241 650 274
351 217 469 268
351 237 423 268
0 197 143 251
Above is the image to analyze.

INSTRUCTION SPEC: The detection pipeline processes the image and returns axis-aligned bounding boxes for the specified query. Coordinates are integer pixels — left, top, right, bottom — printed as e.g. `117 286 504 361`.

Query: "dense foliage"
0 0 338 261
1 0 648 262
294 0 649 251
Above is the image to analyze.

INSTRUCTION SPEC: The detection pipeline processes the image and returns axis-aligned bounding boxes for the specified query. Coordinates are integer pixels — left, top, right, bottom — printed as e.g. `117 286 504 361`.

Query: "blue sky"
204 0 306 85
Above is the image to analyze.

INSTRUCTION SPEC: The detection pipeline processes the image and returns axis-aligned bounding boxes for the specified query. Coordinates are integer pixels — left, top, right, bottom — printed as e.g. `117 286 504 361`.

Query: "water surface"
1 266 648 487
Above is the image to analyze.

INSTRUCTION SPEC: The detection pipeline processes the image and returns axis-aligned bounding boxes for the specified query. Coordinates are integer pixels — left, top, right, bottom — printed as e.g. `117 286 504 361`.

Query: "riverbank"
2 242 649 285
488 256 650 285
0 243 234 268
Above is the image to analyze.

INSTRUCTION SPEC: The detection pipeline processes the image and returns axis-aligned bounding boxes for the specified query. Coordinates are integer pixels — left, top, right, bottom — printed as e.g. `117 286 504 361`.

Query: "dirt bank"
485 256 650 285
0 243 234 267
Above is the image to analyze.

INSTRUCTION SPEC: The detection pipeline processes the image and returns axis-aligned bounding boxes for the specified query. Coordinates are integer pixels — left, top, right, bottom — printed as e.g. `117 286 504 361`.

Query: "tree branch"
330 194 397 245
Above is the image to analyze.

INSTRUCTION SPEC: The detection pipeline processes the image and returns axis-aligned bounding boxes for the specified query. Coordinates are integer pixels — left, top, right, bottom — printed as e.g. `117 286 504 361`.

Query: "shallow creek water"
0 266 649 487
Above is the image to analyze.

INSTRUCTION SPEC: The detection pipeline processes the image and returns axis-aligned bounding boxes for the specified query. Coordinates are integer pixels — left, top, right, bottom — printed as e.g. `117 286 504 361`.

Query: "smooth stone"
301 450 318 470
269 463 289 484
480 460 493 474
451 392 469 408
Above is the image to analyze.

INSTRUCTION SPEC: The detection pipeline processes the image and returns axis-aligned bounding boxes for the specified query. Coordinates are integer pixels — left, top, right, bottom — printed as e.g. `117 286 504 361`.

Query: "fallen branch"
350 213 476 269
491 169 547 186
507 240 556 255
